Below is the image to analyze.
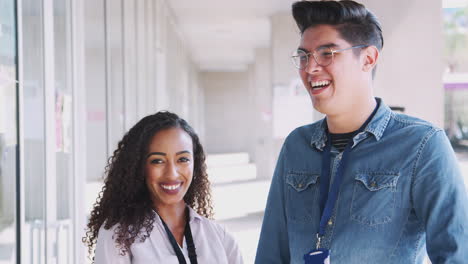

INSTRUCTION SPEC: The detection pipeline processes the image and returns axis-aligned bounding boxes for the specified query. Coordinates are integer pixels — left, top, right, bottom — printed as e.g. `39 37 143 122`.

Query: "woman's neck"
155 201 186 230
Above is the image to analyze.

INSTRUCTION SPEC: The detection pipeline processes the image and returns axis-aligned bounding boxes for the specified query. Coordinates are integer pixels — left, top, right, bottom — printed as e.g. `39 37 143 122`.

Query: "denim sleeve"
255 143 290 264
412 129 468 263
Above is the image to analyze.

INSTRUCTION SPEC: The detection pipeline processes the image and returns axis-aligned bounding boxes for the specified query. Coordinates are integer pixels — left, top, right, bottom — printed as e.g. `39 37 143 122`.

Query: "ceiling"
168 0 455 72
167 0 296 72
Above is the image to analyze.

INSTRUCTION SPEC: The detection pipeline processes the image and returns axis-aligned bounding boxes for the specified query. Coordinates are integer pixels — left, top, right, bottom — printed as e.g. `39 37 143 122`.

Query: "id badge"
303 249 330 264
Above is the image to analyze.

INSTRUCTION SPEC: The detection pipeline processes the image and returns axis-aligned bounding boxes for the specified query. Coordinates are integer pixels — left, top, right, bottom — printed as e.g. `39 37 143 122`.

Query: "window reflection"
54 0 73 262
21 0 46 262
0 0 18 263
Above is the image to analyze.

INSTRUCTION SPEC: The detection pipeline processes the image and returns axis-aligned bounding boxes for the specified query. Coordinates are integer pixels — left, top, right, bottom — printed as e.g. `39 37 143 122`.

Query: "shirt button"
298 184 303 188
328 220 333 226
370 181 377 188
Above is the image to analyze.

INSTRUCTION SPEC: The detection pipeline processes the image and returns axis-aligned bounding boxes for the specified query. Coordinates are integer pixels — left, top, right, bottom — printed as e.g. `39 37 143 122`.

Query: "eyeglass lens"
292 48 334 69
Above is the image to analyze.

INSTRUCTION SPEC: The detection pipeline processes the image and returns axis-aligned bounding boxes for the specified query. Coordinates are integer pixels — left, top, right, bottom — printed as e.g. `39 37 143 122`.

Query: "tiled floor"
219 212 264 264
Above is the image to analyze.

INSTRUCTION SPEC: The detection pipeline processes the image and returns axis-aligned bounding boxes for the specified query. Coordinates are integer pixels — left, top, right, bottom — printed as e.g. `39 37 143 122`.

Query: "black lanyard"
159 207 198 264
316 102 379 249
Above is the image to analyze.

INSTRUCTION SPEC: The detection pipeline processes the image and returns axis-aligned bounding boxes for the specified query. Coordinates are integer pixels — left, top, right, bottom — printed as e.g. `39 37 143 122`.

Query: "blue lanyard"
317 104 379 247
317 133 353 238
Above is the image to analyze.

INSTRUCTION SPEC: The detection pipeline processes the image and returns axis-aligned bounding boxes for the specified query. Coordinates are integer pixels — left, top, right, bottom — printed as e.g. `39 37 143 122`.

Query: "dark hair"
83 111 213 259
292 0 384 51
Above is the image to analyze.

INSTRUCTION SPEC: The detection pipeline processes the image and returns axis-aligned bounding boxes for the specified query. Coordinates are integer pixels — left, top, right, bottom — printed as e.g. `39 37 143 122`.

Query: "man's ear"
362 46 379 72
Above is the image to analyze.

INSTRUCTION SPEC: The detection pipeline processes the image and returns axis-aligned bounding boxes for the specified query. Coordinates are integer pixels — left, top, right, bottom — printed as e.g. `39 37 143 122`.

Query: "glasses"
291 44 368 70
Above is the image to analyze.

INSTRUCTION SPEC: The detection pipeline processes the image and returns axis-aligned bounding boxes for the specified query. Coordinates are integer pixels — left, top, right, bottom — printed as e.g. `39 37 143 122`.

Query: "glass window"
0 0 18 263
21 0 47 262
53 0 73 262
122 0 138 130
444 3 468 144
136 0 147 118
84 0 107 184
106 0 125 150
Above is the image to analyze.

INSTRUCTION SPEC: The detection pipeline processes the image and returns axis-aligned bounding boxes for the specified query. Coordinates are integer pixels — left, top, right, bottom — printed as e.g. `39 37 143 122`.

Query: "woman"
83 111 243 263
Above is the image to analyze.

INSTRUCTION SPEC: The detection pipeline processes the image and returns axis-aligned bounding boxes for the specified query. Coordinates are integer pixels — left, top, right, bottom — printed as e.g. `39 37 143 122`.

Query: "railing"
29 219 72 264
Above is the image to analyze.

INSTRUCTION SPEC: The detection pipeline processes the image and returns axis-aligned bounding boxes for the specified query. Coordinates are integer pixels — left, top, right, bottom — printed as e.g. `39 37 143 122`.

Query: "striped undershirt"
330 131 357 152
328 100 381 152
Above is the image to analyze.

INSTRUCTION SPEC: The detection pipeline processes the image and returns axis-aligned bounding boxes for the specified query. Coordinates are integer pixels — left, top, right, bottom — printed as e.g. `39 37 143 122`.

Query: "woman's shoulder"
188 208 244 263
189 207 226 236
96 222 131 252
95 222 132 263
97 222 120 238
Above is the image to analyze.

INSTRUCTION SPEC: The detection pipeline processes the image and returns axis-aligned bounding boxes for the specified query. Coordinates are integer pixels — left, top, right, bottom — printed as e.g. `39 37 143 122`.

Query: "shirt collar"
310 97 392 151
153 205 203 224
187 206 203 222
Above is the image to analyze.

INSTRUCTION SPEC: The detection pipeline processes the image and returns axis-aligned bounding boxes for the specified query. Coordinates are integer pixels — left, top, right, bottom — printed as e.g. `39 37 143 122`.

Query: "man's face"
298 25 370 116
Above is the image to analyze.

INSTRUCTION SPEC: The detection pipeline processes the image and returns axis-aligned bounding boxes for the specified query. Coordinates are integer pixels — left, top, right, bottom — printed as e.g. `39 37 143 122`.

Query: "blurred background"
1 0 467 263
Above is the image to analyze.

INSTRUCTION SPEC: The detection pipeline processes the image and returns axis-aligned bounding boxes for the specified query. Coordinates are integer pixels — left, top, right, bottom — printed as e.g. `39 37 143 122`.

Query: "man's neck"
326 98 377 134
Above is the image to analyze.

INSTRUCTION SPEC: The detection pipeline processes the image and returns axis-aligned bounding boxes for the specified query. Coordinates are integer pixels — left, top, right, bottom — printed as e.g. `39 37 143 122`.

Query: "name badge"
304 249 330 264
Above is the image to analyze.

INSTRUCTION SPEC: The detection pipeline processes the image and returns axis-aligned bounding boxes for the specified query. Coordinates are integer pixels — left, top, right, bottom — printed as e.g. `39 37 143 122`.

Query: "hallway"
1 0 466 263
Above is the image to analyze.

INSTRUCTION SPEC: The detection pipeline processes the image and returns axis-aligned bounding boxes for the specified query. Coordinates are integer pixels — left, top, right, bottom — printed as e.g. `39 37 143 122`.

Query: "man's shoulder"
388 112 442 135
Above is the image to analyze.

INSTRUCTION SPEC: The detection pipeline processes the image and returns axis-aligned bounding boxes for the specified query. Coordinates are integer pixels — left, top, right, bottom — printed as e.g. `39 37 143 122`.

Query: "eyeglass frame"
291 44 369 69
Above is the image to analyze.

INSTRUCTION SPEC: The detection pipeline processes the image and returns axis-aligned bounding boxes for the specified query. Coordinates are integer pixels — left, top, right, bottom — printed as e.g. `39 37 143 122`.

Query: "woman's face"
145 127 194 209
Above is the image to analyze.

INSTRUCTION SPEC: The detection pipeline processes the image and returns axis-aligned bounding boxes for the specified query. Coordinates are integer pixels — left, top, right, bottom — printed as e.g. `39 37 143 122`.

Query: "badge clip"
316 234 322 250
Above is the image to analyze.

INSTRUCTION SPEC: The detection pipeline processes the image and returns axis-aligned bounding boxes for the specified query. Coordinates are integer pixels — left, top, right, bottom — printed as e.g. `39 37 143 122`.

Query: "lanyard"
316 104 379 249
159 207 198 264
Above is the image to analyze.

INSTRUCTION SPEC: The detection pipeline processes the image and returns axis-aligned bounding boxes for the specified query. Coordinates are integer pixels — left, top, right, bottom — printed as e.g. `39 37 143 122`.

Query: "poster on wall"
272 78 322 139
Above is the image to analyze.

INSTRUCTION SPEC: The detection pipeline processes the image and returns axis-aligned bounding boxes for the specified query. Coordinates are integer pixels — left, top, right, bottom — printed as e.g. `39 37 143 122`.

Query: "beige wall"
252 48 275 179
267 0 444 179
201 71 254 155
201 0 445 180
201 49 273 178
271 13 300 89
270 0 444 128
364 0 444 127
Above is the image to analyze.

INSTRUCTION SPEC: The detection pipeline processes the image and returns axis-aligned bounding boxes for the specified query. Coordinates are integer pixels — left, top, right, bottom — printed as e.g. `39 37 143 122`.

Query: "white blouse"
95 207 243 264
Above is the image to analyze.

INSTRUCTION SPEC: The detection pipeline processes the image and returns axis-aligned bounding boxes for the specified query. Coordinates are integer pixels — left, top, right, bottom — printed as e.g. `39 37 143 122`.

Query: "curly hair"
83 111 213 259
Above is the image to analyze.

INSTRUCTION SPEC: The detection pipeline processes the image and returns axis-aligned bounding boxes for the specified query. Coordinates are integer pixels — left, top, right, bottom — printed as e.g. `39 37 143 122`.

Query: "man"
255 1 468 263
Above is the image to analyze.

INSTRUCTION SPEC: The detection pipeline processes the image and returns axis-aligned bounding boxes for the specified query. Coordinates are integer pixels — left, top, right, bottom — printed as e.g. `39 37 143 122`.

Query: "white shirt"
95 207 243 264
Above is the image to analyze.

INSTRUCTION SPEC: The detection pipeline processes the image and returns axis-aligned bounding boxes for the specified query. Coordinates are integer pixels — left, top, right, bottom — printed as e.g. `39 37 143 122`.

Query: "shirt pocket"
285 171 320 222
350 171 400 226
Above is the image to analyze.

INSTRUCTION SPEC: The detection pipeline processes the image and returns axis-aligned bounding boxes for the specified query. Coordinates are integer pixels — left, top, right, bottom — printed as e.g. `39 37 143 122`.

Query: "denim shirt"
255 99 468 264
